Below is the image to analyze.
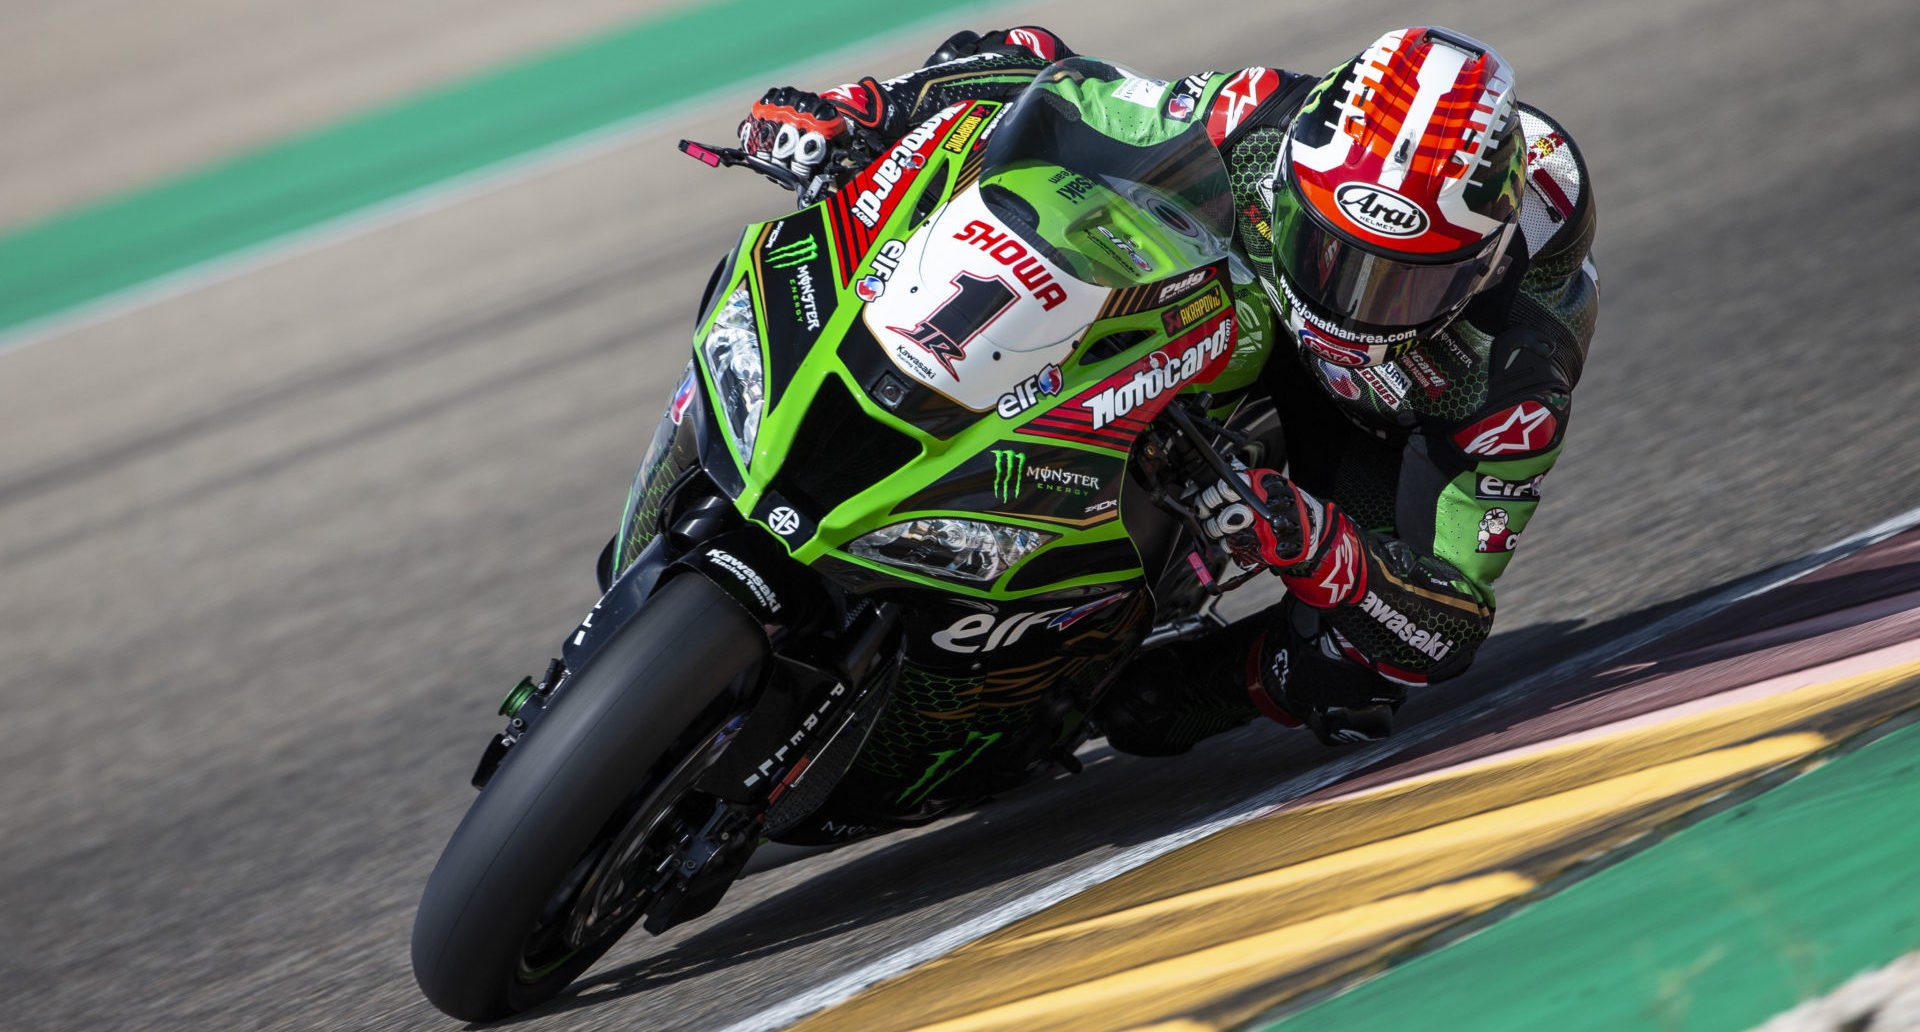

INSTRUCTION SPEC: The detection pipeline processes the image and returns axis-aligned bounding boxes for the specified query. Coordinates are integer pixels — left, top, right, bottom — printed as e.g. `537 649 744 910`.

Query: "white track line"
0 1 1025 358
717 501 1920 1032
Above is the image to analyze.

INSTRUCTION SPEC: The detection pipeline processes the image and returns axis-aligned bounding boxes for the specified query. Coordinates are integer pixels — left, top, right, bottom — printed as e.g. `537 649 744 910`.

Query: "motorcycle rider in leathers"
734 25 1598 748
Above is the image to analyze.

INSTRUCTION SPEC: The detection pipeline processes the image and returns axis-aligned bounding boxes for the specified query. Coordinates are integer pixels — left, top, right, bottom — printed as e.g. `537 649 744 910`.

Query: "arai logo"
1334 184 1428 238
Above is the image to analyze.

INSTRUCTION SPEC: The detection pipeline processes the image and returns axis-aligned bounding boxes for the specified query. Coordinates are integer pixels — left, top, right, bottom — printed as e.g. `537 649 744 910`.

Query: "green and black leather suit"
798 26 1599 746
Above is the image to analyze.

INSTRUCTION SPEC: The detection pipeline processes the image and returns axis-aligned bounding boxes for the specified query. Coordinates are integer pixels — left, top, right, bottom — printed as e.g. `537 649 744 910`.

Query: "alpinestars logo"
1455 401 1558 456
1206 68 1280 142
991 449 1025 503
766 236 818 269
1358 592 1454 661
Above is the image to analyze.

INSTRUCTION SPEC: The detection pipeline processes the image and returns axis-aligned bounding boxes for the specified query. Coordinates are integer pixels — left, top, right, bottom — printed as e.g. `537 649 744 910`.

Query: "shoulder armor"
1516 104 1596 266
1204 68 1315 147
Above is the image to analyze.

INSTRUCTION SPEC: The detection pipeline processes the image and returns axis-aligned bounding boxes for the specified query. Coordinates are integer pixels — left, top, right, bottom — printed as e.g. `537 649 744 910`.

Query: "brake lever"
1162 398 1278 526
679 139 818 204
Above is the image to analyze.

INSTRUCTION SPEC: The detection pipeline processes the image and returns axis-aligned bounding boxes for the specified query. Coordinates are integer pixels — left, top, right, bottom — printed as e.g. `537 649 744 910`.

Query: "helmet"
1271 27 1525 367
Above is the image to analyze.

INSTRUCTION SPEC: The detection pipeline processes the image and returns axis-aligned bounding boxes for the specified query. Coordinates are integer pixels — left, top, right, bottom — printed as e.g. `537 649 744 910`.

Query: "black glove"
1259 602 1404 745
738 86 851 180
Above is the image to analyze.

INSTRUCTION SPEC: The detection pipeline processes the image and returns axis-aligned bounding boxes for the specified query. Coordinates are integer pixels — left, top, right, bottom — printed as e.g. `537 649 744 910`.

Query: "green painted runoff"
1259 717 1920 1032
0 0 992 336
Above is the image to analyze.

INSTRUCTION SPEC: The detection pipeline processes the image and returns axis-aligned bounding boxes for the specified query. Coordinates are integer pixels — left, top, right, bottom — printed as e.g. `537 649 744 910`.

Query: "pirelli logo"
1162 284 1226 336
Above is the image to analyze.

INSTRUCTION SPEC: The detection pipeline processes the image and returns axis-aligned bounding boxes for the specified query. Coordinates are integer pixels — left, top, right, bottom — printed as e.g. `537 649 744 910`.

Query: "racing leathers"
751 26 1598 747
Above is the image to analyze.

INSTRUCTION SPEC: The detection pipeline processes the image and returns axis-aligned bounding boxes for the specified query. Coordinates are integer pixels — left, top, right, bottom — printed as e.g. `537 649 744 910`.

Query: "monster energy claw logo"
992 449 1026 503
766 236 819 269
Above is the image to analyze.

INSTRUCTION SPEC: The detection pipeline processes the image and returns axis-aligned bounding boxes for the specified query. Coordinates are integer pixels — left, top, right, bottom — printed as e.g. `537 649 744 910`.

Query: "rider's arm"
1311 109 1598 685
819 27 1073 144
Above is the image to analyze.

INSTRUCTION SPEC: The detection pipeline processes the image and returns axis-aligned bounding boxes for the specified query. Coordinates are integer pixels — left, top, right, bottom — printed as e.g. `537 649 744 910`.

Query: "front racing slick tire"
410 573 765 1021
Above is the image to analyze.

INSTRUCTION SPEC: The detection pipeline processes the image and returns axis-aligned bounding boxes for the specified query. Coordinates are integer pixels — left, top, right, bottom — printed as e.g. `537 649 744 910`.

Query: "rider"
734 25 1597 748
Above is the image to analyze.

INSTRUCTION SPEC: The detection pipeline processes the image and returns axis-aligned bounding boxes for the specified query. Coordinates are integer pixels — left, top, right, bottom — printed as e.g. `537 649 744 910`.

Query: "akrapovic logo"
1358 591 1453 660
1334 184 1428 238
766 236 818 269
992 449 1025 503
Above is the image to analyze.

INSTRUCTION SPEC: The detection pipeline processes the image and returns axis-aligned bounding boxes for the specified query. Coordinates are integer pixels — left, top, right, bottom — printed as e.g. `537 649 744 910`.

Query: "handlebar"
678 140 831 206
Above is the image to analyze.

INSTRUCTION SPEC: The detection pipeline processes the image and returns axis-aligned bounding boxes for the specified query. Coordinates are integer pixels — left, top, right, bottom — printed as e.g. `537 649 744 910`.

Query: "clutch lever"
679 140 833 206
1162 398 1278 526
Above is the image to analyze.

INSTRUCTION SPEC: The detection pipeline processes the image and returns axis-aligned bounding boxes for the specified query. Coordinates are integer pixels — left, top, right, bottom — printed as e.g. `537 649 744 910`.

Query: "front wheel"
410 574 766 1021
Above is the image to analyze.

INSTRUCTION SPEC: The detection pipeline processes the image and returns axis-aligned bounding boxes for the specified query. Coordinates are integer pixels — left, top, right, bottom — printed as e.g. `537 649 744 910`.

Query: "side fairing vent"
770 375 922 517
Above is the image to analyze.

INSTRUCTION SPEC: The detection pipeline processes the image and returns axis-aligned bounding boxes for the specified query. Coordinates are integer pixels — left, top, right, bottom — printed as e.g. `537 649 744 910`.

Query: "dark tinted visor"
1272 199 1505 332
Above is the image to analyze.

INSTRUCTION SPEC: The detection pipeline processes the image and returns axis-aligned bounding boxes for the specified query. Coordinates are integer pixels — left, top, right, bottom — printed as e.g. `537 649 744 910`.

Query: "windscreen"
977 58 1234 288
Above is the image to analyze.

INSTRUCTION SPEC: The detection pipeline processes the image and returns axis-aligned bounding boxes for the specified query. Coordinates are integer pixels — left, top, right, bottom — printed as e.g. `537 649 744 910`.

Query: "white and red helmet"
1271 27 1526 367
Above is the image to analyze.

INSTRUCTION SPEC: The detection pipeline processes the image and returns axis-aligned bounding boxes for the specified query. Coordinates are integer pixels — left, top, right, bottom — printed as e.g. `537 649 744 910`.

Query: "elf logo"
932 607 1071 653
1334 184 1428 238
996 363 1064 418
1476 472 1545 500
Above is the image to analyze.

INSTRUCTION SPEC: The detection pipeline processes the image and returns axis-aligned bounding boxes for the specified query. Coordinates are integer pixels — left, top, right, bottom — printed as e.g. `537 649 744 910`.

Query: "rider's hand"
1193 468 1311 568
738 87 850 179
1194 469 1368 607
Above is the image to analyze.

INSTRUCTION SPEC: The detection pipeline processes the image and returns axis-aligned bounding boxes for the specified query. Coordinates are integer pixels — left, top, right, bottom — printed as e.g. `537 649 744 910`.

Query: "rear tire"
410 574 765 1021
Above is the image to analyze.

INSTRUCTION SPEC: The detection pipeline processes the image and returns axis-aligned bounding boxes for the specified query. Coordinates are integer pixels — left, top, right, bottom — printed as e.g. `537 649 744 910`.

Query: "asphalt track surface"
2 1 1917 1030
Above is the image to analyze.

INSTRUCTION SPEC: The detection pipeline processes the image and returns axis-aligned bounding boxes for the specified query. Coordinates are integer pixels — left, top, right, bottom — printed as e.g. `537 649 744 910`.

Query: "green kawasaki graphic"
640 57 1256 601
896 730 1004 806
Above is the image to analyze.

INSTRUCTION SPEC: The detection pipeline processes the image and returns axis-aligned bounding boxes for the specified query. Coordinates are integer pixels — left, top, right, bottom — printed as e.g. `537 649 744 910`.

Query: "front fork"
472 477 903 931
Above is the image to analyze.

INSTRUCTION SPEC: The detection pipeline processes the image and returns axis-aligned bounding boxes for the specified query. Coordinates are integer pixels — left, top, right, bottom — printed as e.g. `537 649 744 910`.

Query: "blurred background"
1 1 1916 1030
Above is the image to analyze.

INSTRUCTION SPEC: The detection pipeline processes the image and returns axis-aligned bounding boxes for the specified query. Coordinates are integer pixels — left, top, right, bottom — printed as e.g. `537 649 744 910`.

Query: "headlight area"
848 518 1058 584
700 284 765 466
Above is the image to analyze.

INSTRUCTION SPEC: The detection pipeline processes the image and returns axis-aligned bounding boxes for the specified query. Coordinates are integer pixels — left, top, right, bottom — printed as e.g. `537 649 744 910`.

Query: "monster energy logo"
897 730 1003 806
992 449 1026 503
766 236 819 269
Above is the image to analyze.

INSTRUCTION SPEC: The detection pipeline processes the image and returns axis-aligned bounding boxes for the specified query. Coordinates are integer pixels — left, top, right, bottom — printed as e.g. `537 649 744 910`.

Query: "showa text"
951 222 1070 311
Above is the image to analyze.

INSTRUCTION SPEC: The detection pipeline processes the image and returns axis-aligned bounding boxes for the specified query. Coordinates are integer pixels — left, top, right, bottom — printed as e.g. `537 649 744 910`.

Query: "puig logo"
1153 267 1211 305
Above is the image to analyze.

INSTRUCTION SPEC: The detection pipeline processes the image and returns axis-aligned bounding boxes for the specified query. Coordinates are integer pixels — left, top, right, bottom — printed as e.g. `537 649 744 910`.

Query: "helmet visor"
1272 196 1508 333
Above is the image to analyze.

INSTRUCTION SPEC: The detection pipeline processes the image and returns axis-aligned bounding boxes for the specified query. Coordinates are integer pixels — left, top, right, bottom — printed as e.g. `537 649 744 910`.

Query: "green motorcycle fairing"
649 59 1273 601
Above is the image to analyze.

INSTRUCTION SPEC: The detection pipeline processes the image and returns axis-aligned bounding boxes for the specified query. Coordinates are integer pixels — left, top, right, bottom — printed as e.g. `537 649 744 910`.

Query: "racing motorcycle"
411 58 1292 1021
